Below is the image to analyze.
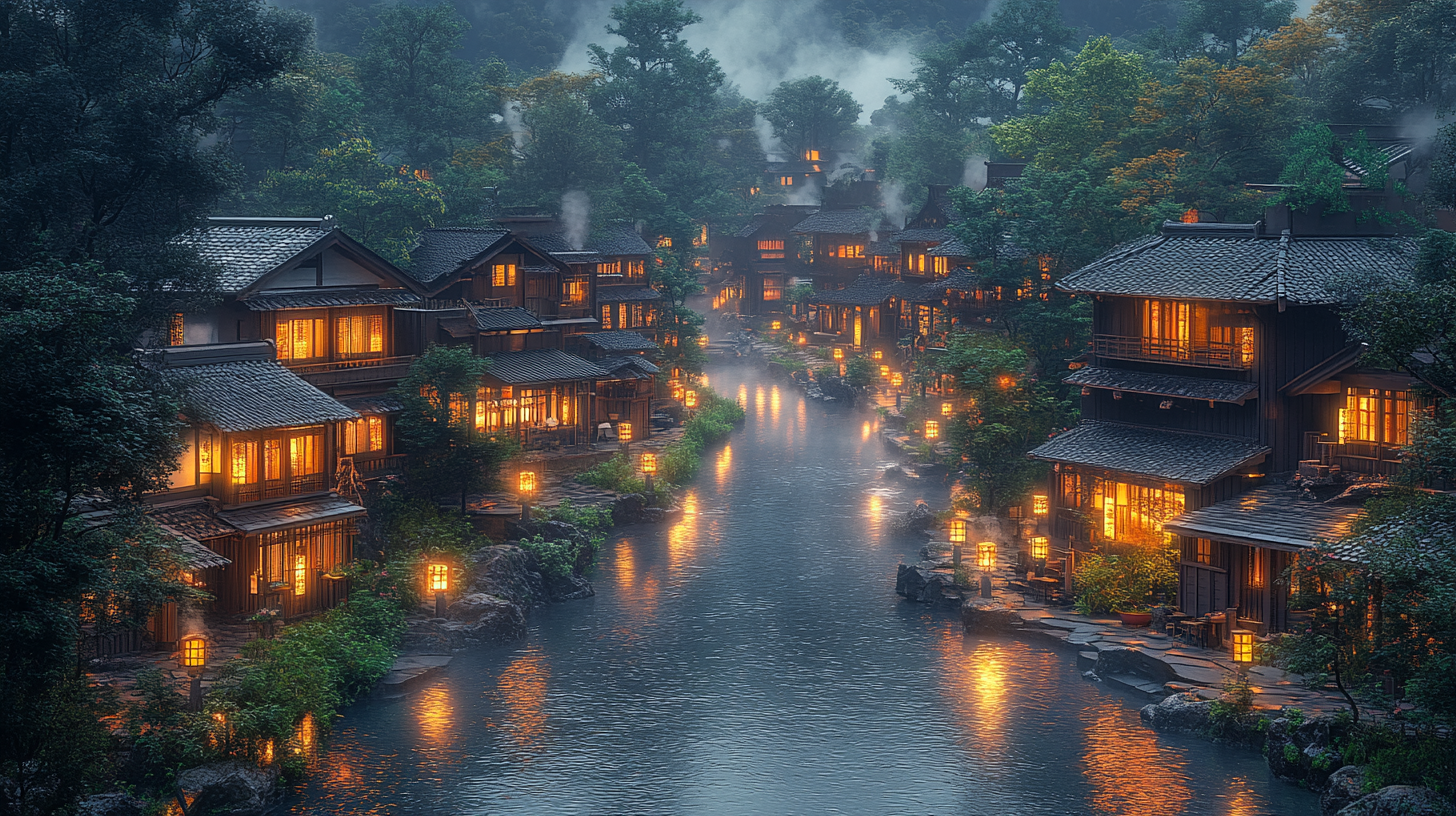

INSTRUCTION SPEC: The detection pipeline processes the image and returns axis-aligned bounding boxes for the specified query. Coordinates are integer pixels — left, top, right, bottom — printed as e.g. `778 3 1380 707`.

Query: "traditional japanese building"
1031 209 1419 633
792 208 883 292
724 204 818 315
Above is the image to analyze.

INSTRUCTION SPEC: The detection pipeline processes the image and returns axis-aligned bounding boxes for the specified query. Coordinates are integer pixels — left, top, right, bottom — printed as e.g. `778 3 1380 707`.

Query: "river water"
287 364 1316 815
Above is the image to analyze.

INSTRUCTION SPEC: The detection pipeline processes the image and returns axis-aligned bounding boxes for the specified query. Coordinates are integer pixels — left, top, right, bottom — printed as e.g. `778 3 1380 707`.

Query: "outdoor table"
1028 575 1060 603
1179 619 1211 648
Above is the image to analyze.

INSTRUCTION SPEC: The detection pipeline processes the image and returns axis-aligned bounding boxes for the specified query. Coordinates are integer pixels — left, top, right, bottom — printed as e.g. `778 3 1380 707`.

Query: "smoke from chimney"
502 102 527 152
562 190 591 251
963 156 989 191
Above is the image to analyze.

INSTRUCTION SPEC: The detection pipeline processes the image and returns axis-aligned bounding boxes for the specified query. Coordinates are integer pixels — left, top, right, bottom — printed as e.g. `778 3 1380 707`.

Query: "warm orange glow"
685 390 698 408
428 563 449 593
871 350 883 360
998 374 1013 389
697 334 709 347
293 554 306 596
1033 494 1049 516
414 683 454 750
833 348 844 361
1231 629 1254 664
924 420 939 440
1031 536 1049 561
941 401 953 416
770 320 781 330
181 636 206 669
617 421 633 442
977 541 997 571
1181 208 1200 223
640 452 657 474
879 364 890 378
518 470 537 496
891 373 903 387
948 519 966 545
494 648 549 754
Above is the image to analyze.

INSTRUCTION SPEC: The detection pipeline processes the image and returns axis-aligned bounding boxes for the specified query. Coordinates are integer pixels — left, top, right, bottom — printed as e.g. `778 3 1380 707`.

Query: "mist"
561 190 591 249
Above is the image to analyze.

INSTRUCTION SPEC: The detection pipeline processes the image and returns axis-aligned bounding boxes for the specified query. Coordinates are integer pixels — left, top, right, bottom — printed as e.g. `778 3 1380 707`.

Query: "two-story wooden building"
726 204 818 315
1031 212 1419 634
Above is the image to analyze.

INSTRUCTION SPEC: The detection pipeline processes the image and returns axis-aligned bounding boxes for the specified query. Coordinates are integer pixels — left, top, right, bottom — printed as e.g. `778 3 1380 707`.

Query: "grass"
575 386 746 499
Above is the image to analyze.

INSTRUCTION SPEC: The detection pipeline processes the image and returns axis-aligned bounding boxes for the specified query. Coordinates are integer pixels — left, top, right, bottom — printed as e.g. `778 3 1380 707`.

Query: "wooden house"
148 341 365 621
896 186 970 280
1030 214 1419 634
580 331 663 437
726 205 818 315
805 274 914 356
791 208 883 292
172 216 424 478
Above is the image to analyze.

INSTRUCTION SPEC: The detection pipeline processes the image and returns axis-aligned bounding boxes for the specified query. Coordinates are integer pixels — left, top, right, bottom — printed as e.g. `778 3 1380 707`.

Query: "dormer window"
491 263 517 287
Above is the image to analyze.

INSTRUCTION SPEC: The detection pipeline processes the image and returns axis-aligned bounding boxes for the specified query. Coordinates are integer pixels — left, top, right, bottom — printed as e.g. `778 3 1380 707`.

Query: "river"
287 364 1316 815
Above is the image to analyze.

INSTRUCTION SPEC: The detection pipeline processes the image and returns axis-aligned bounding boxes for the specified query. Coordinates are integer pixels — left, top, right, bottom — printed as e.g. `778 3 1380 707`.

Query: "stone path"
466 427 688 515
88 615 262 706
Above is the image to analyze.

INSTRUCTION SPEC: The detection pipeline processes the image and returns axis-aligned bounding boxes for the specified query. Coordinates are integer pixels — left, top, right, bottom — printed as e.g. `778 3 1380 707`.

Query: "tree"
940 333 1070 514
1171 0 1296 64
1311 0 1456 121
650 249 707 374
761 76 863 158
222 51 366 181
391 346 516 510
258 137 446 264
503 73 624 210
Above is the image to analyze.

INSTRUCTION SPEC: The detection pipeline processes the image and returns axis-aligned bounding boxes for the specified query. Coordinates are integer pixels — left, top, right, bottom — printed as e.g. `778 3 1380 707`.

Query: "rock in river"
176 762 280 816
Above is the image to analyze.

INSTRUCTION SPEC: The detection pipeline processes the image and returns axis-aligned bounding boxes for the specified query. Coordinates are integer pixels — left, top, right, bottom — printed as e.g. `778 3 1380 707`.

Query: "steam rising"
882 181 910 229
963 155 989 191
561 190 591 250
503 102 527 152
754 114 784 162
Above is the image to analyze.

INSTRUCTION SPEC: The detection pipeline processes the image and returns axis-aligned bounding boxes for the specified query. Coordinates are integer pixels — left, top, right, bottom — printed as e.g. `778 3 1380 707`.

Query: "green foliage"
843 357 875 387
762 76 863 157
1072 547 1179 615
1285 707 1306 727
576 453 646 495
516 534 596 582
0 675 115 815
576 387 742 496
543 499 614 537
1342 726 1456 794
1277 125 1354 214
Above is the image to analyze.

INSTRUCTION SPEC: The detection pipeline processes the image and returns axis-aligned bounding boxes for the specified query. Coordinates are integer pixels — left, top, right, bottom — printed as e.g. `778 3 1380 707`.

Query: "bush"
1072 546 1179 615
575 452 645 494
844 357 873 386
578 387 744 496
1342 725 1456 794
517 534 589 582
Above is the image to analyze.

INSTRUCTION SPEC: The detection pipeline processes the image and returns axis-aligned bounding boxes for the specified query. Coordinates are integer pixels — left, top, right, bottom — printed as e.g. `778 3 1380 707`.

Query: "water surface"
289 365 1315 815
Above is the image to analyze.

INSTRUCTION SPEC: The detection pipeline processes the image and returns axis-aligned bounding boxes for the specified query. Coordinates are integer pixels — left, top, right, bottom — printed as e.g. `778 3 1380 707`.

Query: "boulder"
895 563 964 607
881 464 906 481
1338 786 1455 816
74 794 145 816
468 545 542 607
543 572 595 602
1264 714 1349 790
1323 766 1370 816
447 593 527 640
960 602 1024 633
1139 692 1214 735
176 762 280 816
893 501 937 535
1094 647 1178 685
613 493 668 526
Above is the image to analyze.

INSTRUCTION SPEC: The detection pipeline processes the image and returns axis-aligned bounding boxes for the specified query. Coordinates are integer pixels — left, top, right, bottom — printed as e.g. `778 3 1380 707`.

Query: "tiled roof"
868 239 899 257
928 237 973 257
792 209 881 235
895 228 955 244
807 275 915 307
583 331 659 352
1028 421 1269 485
408 227 509 285
338 395 404 415
1065 367 1257 403
471 306 542 331
1164 485 1364 551
163 358 359 433
216 495 366 535
149 503 237 541
734 214 770 239
178 221 331 292
484 349 609 384
902 269 982 303
590 224 655 256
597 286 663 303
241 288 420 311
1060 222 1417 304
598 356 661 379
1324 495 1456 564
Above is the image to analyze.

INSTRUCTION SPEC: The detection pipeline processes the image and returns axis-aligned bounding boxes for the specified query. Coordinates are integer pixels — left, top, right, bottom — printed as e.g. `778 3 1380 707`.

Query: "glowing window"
762 278 783 301
294 554 307 596
336 314 384 356
598 260 621 276
169 313 185 346
780 176 795 186
1342 388 1409 445
600 304 614 330
263 438 282 481
289 433 321 476
805 149 820 161
231 440 258 485
491 263 517 287
343 416 384 454
275 318 325 360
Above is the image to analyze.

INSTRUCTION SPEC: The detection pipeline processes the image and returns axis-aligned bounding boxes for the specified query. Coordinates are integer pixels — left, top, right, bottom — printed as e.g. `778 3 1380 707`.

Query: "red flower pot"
1117 611 1152 627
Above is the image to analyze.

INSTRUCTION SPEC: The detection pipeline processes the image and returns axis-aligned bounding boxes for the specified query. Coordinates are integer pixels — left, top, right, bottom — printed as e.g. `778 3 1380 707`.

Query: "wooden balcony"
1093 334 1252 370
229 473 327 505
288 355 414 388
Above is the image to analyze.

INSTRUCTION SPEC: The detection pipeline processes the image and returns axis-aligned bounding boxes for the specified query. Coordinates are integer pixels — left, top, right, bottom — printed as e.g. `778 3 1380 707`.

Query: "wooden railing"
1093 334 1252 370
230 473 326 505
289 355 414 388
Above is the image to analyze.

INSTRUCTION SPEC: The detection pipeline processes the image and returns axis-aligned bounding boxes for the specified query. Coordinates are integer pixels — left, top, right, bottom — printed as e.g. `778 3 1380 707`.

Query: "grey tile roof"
241 288 420 311
178 223 331 292
149 503 238 541
472 306 542 331
1324 495 1456 564
216 495 366 535
583 331 659 352
597 286 663 303
1028 421 1269 485
734 214 770 239
163 358 359 433
484 349 609 385
338 395 404 415
1164 485 1364 551
895 228 956 244
808 275 916 307
1060 222 1417 304
598 355 661 379
928 237 972 257
1064 367 1258 403
792 209 882 235
408 227 509 285
526 225 654 258
868 239 899 257
902 269 983 303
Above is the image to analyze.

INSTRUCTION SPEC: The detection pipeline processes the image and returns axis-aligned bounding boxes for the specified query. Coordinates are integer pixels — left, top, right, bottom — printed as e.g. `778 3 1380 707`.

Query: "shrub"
517 535 586 581
844 357 874 386
1072 547 1178 614
1342 725 1456 794
575 453 646 494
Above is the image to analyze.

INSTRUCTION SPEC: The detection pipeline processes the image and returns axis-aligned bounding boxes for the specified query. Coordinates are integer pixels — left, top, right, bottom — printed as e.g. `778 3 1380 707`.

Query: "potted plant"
1073 547 1178 626
249 607 281 639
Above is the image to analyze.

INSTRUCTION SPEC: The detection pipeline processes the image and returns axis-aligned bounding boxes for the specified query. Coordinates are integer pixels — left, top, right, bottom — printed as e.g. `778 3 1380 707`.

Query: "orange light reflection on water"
930 626 1008 758
755 386 766 422
716 445 732 486
490 648 551 759
770 385 781 425
414 683 454 750
667 490 699 577
1082 699 1193 815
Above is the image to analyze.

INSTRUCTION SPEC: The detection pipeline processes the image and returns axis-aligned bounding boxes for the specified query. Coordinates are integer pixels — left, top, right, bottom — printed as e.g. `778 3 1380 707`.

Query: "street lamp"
1033 494 1049 516
879 364 890 379
181 635 206 712
1231 628 1255 667
941 401 953 416
871 350 883 360
833 348 844 361
518 470 537 520
976 541 997 572
1031 535 1049 577
428 563 449 618
948 518 966 566
924 420 939 440
684 390 698 410
891 372 903 388
641 451 657 494
618 420 633 454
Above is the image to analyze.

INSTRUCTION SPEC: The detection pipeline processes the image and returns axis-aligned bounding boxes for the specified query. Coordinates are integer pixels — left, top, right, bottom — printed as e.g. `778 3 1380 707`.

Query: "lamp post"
948 518 966 567
924 420 939 441
181 635 206 712
1032 494 1049 517
941 401 953 417
617 420 633 455
1231 629 1254 670
1030 535 1049 577
833 347 844 362
977 541 997 599
518 470 537 520
428 563 449 618
684 390 698 413
641 451 657 495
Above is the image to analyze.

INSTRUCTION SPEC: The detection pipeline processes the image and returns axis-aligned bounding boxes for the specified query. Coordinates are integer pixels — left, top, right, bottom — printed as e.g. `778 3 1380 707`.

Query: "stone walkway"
88 615 262 707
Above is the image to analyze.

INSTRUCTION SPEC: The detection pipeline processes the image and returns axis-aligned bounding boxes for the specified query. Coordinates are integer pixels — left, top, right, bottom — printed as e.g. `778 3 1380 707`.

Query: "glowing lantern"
879 365 890 379
891 373 903 387
1231 629 1254 664
771 321 782 330
181 636 206 671
1031 536 1049 561
697 335 709 347
1032 494 1049 516
976 541 997 572
924 420 939 440
871 350 883 360
833 348 844 361
428 563 449 593
640 452 657 474
685 390 698 409
998 375 1014 389
948 519 966 545
1182 207 1200 224
941 401 953 416
617 421 633 442
518 470 537 497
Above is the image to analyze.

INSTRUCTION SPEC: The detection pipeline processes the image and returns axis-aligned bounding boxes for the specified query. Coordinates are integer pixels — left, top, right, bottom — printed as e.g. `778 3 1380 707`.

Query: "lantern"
428 563 449 593
1031 536 1049 561
871 350 883 360
685 390 698 409
833 348 844 361
891 373 903 387
640 452 657 474
1032 494 1049 516
617 421 633 443
697 335 709 347
976 541 997 572
948 519 966 545
924 420 939 440
518 470 537 497
181 636 206 671
1231 629 1255 665
941 401 953 416
879 364 890 379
